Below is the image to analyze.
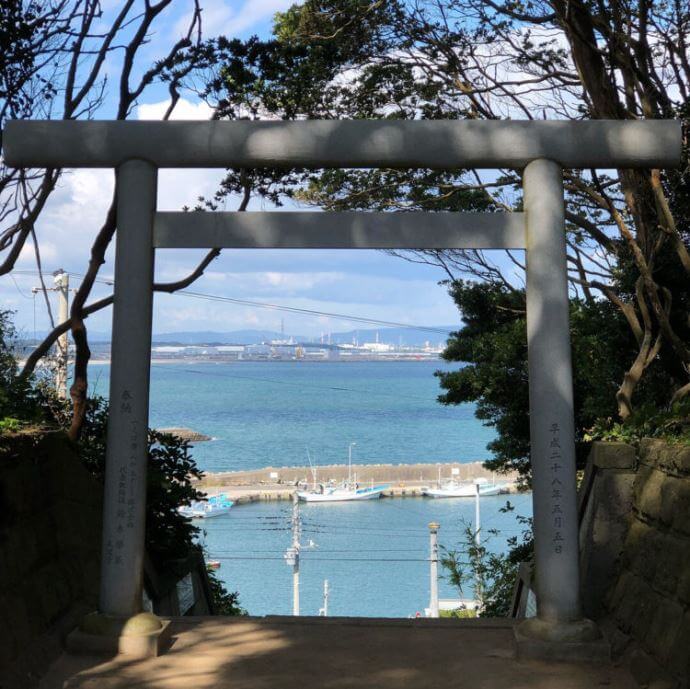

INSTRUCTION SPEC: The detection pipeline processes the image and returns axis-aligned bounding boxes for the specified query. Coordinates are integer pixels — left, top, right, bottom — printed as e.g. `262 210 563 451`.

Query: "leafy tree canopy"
438 281 672 482
198 0 690 481
201 0 690 420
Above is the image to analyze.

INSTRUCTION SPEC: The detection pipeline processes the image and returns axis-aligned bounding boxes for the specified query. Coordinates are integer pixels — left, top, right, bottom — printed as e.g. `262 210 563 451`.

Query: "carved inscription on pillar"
104 388 141 568
549 422 565 555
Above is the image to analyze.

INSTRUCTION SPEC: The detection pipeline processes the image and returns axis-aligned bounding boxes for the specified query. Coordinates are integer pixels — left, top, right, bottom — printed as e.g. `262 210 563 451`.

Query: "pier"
197 461 521 504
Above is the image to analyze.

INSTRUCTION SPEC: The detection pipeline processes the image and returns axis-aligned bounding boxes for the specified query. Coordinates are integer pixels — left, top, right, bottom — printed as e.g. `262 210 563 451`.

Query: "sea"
89 359 532 617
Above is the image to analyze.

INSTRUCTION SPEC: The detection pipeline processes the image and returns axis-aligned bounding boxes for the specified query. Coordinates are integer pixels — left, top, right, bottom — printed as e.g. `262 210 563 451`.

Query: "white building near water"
361 341 392 353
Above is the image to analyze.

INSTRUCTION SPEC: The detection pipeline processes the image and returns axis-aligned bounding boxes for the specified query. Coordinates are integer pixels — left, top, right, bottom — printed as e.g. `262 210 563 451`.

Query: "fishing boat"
178 493 234 518
297 482 389 502
422 476 504 499
297 443 389 502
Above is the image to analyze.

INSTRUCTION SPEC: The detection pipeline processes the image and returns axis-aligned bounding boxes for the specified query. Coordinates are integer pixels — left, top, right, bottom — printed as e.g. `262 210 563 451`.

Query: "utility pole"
284 493 301 616
474 481 482 611
54 270 69 399
428 522 440 618
33 269 70 398
319 579 330 617
474 481 481 547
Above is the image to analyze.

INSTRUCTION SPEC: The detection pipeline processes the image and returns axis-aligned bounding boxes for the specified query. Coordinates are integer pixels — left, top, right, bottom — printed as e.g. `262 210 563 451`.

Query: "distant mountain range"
80 326 458 347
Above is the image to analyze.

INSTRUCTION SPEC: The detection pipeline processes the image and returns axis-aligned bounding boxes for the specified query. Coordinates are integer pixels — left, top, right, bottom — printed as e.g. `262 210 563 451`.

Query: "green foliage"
146 429 206 568
212 0 401 119
0 310 43 422
79 408 207 572
437 281 675 482
0 416 24 433
206 566 247 616
0 311 244 615
60 396 245 612
585 399 690 446
437 282 531 480
441 607 476 619
73 399 207 572
440 502 533 617
0 0 56 121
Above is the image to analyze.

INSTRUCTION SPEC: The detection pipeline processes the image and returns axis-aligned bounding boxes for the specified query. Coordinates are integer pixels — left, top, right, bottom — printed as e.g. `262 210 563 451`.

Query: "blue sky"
2 1 470 340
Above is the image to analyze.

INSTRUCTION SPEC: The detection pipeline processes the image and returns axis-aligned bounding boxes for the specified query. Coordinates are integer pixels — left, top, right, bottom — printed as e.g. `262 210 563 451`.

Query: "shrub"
440 502 533 617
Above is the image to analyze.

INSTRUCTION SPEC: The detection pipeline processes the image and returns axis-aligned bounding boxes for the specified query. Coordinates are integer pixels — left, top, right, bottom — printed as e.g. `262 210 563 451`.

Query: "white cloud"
261 271 344 291
136 98 214 121
136 98 231 213
174 0 233 39
227 0 294 34
173 0 294 40
69 169 113 207
148 281 459 336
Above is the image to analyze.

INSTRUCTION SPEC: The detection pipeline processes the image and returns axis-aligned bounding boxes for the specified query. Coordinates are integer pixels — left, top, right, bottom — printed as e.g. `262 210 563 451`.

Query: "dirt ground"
38 616 634 689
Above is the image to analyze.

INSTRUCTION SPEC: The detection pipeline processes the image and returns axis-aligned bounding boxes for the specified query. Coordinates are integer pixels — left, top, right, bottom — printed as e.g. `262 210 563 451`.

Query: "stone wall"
579 441 638 621
0 430 102 688
598 440 690 688
0 428 218 687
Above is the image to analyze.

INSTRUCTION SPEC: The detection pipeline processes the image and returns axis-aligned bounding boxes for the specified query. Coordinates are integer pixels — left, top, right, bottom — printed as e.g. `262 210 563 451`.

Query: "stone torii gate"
4 119 681 657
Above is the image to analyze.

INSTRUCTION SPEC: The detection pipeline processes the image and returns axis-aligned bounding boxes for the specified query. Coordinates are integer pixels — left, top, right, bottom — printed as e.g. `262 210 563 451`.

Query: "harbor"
197 461 521 504
194 491 533 618
93 360 522 617
1 11 683 684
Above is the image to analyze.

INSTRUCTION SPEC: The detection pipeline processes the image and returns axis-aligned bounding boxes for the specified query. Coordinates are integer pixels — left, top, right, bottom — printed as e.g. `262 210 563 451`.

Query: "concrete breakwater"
197 461 521 504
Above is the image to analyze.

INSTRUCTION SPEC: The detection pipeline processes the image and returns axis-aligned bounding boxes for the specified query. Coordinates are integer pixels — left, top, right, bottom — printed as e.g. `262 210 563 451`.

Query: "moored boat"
297 483 389 502
297 442 388 502
178 493 234 518
422 477 504 498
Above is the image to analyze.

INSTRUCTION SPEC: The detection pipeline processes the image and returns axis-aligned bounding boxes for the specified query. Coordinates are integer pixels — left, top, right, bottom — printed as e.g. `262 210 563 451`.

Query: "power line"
8 269 452 335
207 556 434 563
178 290 451 335
207 549 430 554
9 273 35 299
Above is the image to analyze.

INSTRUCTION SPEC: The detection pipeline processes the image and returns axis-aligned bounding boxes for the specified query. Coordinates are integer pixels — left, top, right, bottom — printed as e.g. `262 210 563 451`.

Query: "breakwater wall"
197 461 521 503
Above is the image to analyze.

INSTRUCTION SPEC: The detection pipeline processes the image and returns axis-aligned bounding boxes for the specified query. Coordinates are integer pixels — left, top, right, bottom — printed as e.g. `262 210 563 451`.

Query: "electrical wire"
208 549 429 554
8 268 452 335
9 273 33 299
206 556 434 563
178 290 451 335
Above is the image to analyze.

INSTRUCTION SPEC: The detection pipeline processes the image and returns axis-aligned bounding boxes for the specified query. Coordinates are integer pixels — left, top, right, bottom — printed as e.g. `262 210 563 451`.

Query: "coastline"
86 357 444 365
198 461 523 503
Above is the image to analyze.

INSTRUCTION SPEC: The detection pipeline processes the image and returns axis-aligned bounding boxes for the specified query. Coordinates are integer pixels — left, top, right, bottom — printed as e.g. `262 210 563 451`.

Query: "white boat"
422 476 504 498
178 493 234 518
297 483 389 502
297 443 389 502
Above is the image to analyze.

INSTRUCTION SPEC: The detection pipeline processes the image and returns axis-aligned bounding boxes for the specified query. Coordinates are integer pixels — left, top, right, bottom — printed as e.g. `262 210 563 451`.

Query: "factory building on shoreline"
147 338 444 361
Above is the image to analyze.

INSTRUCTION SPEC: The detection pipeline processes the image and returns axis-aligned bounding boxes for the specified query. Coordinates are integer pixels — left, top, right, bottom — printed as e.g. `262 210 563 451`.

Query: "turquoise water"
200 494 532 617
90 360 496 473
89 360 530 617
